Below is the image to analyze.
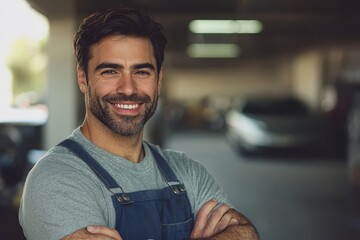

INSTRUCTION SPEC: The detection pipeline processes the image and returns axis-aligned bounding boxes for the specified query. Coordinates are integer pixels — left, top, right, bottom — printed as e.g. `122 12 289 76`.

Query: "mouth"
104 94 150 116
108 101 143 116
112 103 140 110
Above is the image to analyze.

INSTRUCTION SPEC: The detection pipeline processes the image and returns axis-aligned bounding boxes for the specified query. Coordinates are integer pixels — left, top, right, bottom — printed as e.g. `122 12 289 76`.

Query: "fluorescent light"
187 43 240 58
189 20 263 34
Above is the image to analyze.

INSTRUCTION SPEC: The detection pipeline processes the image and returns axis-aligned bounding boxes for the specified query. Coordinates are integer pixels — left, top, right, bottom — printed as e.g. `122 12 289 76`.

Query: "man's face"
78 35 162 136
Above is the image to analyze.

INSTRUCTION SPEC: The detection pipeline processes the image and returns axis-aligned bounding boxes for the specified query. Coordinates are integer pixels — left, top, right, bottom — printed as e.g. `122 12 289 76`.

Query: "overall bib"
59 139 194 240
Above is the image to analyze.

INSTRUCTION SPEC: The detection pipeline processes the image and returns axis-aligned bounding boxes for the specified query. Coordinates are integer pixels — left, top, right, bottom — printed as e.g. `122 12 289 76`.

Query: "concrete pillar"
39 0 78 149
291 50 323 110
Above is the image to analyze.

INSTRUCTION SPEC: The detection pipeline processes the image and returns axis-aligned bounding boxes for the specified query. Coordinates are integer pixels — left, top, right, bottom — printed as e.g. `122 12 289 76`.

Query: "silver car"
225 96 327 155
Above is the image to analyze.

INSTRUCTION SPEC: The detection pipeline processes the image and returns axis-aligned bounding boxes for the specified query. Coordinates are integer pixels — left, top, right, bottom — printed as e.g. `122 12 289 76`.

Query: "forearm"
207 223 259 240
61 226 122 240
191 202 259 240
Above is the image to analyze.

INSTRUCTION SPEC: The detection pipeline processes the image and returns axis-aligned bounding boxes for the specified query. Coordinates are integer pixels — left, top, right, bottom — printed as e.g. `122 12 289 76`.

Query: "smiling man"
19 7 259 240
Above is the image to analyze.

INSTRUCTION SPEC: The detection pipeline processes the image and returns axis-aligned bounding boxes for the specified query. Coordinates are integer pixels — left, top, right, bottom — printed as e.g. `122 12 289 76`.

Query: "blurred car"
0 107 47 190
225 95 327 155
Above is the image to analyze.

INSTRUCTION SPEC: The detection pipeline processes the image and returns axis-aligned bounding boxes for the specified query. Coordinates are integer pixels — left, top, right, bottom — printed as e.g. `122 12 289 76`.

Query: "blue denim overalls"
59 139 194 240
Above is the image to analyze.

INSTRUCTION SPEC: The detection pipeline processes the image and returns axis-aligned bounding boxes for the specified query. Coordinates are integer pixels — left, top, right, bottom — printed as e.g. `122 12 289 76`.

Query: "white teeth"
114 103 139 109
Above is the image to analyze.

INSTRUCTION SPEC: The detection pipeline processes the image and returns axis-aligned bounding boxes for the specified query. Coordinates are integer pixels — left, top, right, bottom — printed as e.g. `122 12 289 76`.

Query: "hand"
62 225 123 240
86 225 123 240
190 199 239 239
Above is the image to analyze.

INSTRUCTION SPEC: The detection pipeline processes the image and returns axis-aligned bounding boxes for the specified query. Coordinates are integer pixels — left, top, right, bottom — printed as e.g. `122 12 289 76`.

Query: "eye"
134 70 152 78
101 69 117 76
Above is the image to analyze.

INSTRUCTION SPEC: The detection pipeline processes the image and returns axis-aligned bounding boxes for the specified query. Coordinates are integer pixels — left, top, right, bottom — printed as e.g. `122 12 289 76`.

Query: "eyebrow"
95 62 121 71
95 62 156 71
133 63 155 71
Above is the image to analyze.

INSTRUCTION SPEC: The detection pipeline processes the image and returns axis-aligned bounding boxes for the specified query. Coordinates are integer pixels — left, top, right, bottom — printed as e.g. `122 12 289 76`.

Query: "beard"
87 90 158 136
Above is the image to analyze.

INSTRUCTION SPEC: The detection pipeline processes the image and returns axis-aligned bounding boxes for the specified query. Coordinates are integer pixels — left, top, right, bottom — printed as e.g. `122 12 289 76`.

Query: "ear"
77 65 88 93
157 69 163 95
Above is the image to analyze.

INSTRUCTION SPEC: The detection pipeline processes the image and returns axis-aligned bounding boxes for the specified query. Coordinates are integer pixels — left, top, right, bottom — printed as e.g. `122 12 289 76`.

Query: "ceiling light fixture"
189 20 263 34
187 43 240 58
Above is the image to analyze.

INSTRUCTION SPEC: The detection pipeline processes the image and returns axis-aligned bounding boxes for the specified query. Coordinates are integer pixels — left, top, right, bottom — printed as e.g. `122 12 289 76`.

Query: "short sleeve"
164 150 230 215
19 154 109 240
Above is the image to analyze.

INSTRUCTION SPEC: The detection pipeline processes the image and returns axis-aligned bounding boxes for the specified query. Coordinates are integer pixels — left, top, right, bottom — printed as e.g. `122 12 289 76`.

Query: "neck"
80 118 145 163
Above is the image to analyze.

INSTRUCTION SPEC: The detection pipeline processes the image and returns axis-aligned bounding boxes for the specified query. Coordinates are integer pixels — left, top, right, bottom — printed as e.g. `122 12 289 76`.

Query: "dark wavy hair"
73 8 167 75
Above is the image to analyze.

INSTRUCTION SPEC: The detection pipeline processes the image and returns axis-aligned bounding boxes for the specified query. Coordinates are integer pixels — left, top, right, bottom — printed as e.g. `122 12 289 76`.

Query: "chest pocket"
113 186 193 240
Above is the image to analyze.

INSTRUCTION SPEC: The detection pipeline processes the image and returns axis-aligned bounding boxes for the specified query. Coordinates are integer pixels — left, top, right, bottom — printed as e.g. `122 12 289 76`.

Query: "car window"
242 97 309 116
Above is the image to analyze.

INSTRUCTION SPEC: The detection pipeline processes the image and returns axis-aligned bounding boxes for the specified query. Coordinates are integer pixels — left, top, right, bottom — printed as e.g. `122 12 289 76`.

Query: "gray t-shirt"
19 127 228 240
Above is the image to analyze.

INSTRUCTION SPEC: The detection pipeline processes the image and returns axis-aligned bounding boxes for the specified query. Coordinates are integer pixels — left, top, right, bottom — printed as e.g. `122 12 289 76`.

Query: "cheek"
90 81 115 97
147 86 159 100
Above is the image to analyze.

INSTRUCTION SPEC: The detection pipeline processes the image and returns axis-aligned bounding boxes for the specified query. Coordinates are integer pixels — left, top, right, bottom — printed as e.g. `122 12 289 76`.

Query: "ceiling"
29 0 360 68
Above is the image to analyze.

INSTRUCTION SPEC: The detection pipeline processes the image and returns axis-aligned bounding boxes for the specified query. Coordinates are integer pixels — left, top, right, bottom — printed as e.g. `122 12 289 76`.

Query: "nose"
116 72 137 95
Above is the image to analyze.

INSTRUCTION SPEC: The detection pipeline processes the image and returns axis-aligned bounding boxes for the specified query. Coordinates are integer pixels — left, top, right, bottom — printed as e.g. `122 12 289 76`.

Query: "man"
19 7 259 240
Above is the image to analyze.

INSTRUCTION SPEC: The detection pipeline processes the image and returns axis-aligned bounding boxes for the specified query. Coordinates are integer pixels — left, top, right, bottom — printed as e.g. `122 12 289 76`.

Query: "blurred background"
1 0 360 239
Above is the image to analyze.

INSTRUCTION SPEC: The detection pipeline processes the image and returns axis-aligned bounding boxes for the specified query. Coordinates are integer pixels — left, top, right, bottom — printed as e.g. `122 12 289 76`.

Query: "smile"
112 103 139 109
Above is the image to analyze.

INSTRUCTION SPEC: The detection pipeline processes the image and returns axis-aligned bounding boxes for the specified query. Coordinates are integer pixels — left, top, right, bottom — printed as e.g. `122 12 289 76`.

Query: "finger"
229 217 240 226
202 203 230 237
213 212 239 234
191 199 218 238
87 225 122 240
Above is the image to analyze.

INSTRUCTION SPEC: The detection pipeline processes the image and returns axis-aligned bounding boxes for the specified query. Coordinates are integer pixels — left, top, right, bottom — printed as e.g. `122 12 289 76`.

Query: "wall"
165 57 293 103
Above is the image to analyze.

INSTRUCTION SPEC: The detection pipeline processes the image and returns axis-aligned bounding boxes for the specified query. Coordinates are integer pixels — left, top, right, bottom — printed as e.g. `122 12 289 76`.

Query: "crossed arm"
62 199 259 240
190 199 259 239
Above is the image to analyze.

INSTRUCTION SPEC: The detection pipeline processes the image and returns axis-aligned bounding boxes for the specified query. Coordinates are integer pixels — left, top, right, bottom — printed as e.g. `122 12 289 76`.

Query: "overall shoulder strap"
58 139 120 190
146 143 187 194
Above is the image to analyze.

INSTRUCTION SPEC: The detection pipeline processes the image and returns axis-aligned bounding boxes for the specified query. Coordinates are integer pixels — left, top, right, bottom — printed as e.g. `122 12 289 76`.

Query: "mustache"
103 93 151 103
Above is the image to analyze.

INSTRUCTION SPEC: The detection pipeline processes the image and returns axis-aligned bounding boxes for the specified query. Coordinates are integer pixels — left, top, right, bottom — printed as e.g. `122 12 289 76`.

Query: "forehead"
89 35 156 65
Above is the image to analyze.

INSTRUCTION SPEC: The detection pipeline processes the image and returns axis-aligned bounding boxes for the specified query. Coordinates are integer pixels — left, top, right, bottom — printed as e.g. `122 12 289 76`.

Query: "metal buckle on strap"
116 193 132 204
109 187 132 204
171 184 187 195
